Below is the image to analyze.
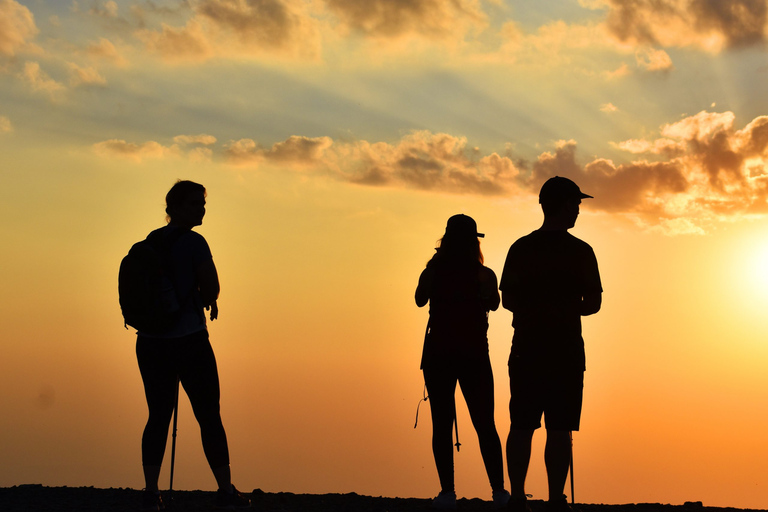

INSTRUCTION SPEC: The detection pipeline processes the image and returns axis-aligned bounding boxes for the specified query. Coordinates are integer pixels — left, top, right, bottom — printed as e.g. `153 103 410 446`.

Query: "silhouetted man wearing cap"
500 177 602 512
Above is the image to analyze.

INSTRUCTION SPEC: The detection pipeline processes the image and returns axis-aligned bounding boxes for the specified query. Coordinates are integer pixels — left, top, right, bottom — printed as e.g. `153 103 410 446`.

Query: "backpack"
118 227 185 334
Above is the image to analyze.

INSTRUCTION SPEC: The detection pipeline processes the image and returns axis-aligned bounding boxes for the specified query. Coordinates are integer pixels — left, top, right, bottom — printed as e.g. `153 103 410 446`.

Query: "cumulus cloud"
96 110 768 232
92 139 181 162
325 0 487 40
604 0 768 52
598 110 768 226
0 0 38 57
85 38 128 66
600 103 618 113
93 137 218 162
89 1 119 18
174 134 217 146
225 131 521 195
68 63 107 87
21 61 64 95
635 46 673 71
137 0 321 62
226 135 334 166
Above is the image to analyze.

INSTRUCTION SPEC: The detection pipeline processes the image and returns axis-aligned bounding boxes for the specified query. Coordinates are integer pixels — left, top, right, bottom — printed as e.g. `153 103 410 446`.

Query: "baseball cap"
539 176 593 204
445 214 484 238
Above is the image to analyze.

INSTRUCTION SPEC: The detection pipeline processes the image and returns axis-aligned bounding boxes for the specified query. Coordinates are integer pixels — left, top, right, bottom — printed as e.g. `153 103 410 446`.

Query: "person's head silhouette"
166 180 207 228
437 214 485 264
538 176 592 230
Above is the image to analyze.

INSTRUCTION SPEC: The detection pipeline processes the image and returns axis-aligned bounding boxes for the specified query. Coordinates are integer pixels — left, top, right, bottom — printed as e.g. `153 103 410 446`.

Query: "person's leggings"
423 354 505 495
136 330 230 470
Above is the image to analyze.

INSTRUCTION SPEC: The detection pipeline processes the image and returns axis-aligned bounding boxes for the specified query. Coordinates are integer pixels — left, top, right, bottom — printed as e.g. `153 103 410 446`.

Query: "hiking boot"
507 494 532 512
431 491 457 510
140 490 164 511
214 485 251 510
493 490 511 509
546 495 574 512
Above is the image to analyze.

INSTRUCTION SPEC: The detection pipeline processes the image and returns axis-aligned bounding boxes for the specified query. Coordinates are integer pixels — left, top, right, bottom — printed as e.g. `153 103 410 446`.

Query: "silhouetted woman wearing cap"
416 214 509 510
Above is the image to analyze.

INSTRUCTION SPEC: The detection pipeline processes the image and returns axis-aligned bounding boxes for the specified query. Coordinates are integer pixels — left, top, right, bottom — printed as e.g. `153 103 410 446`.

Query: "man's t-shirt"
499 230 602 369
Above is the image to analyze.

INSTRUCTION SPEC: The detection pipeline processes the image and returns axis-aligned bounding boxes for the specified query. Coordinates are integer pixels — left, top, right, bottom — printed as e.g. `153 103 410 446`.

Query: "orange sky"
3 0 768 509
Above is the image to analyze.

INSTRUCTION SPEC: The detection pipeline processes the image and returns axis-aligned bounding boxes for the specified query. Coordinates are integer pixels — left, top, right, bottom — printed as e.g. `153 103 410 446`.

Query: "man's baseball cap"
445 214 484 238
539 176 593 204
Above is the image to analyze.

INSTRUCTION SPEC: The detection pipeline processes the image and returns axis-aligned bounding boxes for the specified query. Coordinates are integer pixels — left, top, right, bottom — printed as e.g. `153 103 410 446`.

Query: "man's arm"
581 291 601 316
501 290 516 313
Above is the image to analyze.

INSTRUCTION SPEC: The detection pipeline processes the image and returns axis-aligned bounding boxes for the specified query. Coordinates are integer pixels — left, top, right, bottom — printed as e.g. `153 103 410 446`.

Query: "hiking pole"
169 376 180 502
453 401 461 452
569 431 575 504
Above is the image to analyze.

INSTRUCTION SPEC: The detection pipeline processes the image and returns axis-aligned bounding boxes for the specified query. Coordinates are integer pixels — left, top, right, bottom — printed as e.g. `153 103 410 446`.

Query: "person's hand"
206 300 219 321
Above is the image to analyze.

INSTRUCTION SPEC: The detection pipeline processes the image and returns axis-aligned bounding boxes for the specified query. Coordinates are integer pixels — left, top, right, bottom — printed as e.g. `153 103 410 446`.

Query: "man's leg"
506 428 534 499
544 429 571 501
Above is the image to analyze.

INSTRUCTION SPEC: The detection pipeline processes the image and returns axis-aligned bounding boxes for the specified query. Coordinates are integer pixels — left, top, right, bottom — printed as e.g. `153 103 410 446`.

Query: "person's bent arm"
581 291 601 316
479 268 500 312
197 258 220 307
415 267 434 308
501 290 515 313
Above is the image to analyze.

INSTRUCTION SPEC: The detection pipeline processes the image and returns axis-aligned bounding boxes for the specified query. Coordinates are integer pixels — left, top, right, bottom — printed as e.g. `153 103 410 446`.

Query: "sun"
732 234 768 309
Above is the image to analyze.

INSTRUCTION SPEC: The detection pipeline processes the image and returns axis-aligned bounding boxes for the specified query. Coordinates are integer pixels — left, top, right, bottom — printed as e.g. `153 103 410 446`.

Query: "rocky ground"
0 485 763 512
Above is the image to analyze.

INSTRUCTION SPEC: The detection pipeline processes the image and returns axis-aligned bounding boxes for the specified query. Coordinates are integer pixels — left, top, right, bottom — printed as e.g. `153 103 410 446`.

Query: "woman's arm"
479 267 500 312
415 266 435 308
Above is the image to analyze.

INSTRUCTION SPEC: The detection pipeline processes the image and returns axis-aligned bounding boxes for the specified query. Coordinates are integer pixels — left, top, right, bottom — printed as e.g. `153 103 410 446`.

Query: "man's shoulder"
507 230 595 255
563 231 594 250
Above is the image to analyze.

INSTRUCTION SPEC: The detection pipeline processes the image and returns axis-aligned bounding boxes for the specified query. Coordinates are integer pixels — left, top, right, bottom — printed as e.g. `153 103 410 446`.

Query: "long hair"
427 232 484 268
165 180 206 223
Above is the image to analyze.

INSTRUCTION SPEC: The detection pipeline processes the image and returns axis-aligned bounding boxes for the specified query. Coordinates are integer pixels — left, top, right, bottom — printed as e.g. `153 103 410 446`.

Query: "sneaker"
493 490 511 509
507 494 532 512
214 485 251 510
546 495 574 512
431 491 457 510
140 490 164 511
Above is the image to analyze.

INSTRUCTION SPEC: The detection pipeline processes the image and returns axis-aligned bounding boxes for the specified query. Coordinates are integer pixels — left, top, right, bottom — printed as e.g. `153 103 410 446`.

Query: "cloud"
226 135 334 166
68 63 107 87
0 115 12 133
92 139 180 162
604 0 768 52
325 0 487 40
20 61 65 95
137 0 321 62
225 131 521 195
96 111 768 232
174 134 217 146
635 46 673 71
604 110 768 222
0 0 38 57
85 38 128 66
600 103 618 113
94 137 216 162
90 1 119 18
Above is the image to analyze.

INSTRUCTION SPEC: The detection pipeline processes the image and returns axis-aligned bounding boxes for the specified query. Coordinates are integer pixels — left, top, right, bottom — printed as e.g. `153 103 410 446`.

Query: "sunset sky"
4 0 768 508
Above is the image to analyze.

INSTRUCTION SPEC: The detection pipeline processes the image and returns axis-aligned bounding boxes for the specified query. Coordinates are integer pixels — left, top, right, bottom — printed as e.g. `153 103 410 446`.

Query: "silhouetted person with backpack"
124 180 250 511
416 214 510 510
500 177 602 512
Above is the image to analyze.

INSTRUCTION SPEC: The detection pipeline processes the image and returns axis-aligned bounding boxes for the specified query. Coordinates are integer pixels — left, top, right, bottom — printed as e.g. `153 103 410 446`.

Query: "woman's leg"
136 337 177 491
423 364 458 494
458 356 505 493
176 331 231 490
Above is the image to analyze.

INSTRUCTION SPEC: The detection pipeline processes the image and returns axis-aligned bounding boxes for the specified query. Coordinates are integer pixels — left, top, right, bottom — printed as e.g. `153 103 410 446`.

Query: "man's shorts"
508 354 584 431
